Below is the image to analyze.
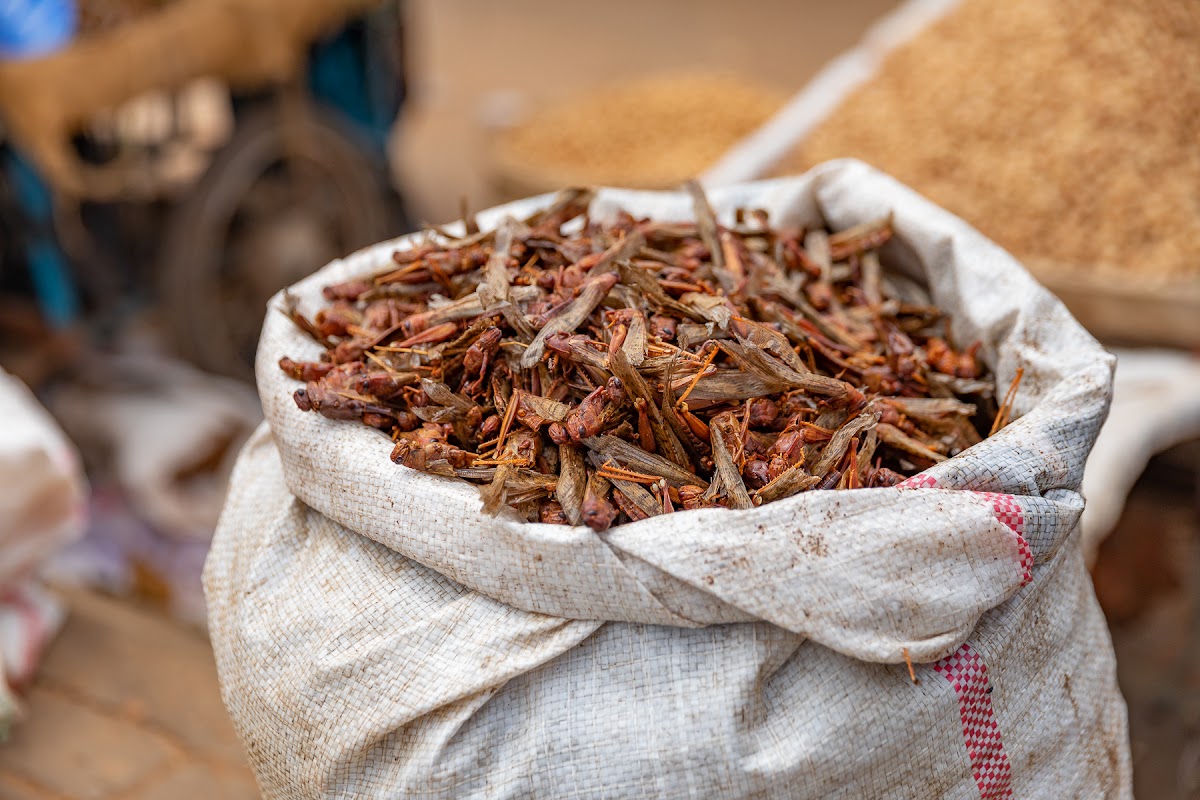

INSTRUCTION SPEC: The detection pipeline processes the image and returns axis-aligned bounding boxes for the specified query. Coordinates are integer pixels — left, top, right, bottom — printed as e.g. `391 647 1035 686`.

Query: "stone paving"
0 590 258 800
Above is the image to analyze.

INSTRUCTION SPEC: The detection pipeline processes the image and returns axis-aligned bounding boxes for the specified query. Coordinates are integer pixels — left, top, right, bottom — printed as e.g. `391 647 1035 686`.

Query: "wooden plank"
1026 259 1200 349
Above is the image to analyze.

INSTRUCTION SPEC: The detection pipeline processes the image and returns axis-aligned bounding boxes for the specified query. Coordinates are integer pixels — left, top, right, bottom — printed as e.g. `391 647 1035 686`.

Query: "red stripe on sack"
971 492 1032 586
933 644 1014 800
898 473 940 489
897 477 1032 586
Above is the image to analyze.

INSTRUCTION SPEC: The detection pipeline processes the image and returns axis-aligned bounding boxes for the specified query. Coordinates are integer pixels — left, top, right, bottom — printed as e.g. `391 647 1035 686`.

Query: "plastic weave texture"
205 160 1132 799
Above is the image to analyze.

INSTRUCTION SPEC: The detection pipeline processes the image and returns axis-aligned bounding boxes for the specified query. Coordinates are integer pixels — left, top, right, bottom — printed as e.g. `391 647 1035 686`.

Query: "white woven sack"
206 159 1132 799
0 367 86 589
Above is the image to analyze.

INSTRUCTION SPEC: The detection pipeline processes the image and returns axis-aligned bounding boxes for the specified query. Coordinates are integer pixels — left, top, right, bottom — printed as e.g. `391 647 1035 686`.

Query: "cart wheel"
160 104 397 381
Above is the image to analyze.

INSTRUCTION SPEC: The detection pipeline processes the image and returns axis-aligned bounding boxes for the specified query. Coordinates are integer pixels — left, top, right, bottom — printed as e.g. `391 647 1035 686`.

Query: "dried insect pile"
280 186 1001 531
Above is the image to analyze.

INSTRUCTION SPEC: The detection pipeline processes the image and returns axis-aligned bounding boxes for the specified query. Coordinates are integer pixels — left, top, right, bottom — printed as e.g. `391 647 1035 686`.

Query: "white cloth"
0 368 86 585
0 367 85 711
1080 349 1200 563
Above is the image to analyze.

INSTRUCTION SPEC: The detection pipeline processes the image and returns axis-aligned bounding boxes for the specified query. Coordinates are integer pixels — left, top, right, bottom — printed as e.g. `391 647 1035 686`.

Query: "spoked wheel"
160 102 396 381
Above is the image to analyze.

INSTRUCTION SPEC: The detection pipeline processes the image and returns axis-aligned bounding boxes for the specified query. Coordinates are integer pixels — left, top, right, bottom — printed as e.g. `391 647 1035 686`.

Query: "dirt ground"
0 591 256 799
1094 446 1200 800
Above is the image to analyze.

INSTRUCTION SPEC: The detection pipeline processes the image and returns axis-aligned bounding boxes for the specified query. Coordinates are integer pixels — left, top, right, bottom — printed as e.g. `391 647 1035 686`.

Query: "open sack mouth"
253 159 1114 661
270 168 1009 533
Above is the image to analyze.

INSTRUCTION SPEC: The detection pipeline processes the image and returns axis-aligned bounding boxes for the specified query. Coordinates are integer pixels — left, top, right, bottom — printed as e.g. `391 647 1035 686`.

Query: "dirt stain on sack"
792 529 829 557
1063 673 1079 720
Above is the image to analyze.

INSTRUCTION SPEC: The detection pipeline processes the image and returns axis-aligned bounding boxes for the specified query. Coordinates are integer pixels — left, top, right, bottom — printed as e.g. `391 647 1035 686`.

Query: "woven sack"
206 159 1132 799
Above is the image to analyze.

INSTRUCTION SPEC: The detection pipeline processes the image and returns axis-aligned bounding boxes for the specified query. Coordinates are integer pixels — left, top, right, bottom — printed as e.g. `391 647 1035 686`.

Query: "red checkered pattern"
933 644 1014 800
972 492 1032 586
895 475 1032 586
898 473 940 489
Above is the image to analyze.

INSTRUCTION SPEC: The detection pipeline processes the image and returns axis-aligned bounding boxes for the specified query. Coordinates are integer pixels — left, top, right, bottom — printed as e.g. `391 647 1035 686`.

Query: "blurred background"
0 0 1196 797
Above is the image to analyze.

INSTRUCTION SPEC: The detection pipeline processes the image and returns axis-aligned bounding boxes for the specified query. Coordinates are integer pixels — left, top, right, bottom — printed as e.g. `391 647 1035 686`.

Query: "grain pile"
778 0 1200 281
496 74 784 191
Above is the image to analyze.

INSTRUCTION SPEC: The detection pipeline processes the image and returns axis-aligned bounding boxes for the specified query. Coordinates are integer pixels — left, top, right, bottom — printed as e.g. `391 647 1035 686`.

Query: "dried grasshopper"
279 184 997 527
